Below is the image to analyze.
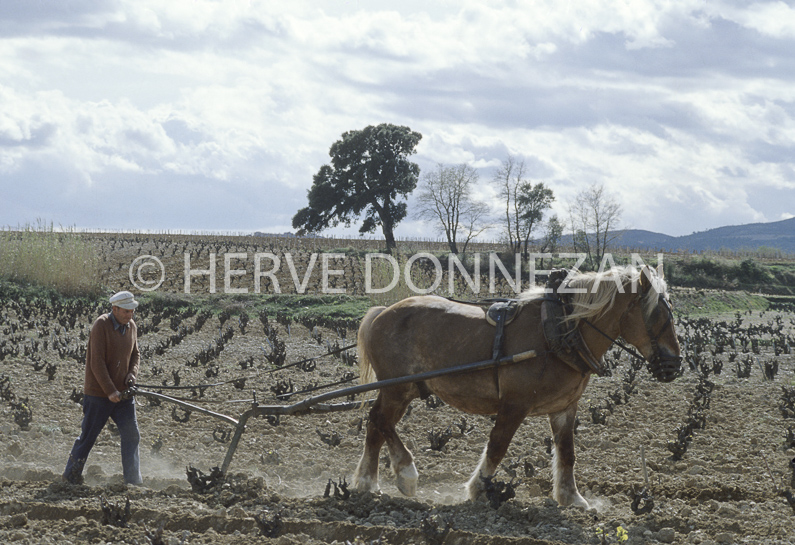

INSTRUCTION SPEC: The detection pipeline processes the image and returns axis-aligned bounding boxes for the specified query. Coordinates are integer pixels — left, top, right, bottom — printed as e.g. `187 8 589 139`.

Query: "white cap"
109 291 139 309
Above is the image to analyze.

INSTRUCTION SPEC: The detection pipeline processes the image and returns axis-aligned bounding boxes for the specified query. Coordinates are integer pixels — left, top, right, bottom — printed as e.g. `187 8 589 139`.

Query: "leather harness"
480 269 608 378
485 300 519 361
433 271 609 400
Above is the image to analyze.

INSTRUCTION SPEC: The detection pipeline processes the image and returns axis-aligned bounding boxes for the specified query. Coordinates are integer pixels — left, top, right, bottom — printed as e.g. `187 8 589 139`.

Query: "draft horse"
352 265 681 508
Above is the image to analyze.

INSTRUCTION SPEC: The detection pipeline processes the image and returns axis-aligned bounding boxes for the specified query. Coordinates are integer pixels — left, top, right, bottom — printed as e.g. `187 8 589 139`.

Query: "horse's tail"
357 306 386 385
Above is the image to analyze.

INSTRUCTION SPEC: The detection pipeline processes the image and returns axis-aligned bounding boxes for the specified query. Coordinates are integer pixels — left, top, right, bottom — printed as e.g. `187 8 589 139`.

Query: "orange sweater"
83 314 140 397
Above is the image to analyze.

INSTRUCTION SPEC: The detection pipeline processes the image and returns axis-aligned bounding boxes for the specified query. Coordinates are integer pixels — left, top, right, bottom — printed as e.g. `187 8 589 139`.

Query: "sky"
1 0 794 240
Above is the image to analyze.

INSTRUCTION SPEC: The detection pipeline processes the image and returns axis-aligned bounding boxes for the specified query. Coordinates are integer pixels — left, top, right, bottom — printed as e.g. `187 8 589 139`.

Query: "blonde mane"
519 266 667 325
565 266 666 325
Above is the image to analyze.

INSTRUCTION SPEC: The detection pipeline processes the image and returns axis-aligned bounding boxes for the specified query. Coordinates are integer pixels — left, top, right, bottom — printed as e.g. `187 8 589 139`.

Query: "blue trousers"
63 395 142 485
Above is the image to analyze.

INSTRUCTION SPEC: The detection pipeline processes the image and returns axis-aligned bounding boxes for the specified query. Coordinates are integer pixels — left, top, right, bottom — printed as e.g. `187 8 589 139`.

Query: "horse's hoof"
465 478 484 501
396 464 418 496
353 475 380 494
558 492 589 510
573 495 590 510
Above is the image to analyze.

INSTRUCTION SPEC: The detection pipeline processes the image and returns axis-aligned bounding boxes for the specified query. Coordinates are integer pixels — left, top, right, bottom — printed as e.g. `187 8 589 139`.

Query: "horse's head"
619 266 682 382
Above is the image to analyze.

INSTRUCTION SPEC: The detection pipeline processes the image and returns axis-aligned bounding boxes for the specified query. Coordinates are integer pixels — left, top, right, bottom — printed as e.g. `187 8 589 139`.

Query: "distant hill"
611 217 795 254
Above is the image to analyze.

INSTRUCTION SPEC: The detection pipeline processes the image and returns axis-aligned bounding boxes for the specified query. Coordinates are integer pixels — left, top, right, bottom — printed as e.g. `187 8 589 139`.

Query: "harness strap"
491 306 509 361
490 307 510 397
541 296 607 376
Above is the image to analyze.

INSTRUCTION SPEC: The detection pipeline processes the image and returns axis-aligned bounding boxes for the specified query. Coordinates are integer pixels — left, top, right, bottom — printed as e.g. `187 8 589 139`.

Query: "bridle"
582 292 682 382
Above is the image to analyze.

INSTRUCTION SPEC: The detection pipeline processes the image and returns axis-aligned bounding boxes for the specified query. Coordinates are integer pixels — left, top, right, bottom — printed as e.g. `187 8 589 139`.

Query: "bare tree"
493 155 525 253
567 183 623 269
493 155 554 259
414 163 490 254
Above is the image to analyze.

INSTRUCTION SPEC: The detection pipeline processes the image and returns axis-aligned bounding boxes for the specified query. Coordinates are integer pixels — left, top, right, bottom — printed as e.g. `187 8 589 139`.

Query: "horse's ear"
638 265 654 295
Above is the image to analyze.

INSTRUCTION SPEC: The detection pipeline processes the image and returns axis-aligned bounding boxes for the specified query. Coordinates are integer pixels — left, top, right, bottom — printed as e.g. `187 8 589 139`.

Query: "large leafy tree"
292 123 422 253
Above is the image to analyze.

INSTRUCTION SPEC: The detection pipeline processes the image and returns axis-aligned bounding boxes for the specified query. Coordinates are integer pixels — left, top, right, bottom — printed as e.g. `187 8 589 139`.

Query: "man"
63 290 142 485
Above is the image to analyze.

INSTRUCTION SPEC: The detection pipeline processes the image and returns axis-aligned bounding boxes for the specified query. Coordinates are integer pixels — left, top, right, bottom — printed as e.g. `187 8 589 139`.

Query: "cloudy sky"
1 0 794 240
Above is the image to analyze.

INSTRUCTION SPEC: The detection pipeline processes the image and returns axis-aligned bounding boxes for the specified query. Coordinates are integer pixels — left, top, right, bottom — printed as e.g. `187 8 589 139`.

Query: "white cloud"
718 0 795 39
1 0 795 238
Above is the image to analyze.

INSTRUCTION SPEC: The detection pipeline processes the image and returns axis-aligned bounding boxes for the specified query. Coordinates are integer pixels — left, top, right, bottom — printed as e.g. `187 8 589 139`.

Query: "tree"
537 214 564 270
567 183 623 269
540 215 564 254
493 155 524 254
414 163 490 254
517 182 554 260
492 155 554 260
292 123 422 253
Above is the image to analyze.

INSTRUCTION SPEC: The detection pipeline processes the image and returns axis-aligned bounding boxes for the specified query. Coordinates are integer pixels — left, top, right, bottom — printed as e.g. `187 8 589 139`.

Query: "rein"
135 374 261 391
581 318 647 363
266 342 358 374
135 341 358 393
580 294 680 379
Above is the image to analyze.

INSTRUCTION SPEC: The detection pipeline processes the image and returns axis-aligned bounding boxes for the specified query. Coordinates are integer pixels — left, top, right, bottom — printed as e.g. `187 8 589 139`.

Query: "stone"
86 465 105 476
526 484 543 497
7 441 23 457
658 527 676 543
8 513 28 528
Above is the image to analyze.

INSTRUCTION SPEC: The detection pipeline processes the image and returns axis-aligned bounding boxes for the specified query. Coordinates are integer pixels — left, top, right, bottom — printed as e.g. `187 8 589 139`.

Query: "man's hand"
109 391 122 403
125 373 136 387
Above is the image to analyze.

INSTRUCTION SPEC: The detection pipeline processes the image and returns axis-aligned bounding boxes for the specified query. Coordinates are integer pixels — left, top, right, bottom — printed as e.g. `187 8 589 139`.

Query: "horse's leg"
353 388 416 495
548 404 589 509
353 394 386 493
466 405 527 500
380 386 417 496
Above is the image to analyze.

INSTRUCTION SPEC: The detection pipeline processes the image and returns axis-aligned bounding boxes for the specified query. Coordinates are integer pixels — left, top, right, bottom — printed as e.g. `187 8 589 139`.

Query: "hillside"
613 217 795 253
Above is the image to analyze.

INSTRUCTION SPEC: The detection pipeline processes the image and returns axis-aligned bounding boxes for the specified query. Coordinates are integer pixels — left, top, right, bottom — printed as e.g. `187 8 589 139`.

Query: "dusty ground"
1 291 795 544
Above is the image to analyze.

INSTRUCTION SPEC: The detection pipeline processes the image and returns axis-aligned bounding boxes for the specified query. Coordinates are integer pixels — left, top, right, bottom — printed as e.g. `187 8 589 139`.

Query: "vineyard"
0 233 795 544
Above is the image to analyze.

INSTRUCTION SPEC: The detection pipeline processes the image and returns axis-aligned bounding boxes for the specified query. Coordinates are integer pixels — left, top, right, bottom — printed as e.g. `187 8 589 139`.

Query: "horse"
352 265 681 508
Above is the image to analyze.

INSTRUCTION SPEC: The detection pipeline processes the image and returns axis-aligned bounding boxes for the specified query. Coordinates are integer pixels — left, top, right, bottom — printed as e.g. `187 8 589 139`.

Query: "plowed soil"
1 295 795 545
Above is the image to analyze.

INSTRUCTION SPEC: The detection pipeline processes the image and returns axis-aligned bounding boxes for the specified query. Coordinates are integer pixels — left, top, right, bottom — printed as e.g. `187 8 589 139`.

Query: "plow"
121 348 538 477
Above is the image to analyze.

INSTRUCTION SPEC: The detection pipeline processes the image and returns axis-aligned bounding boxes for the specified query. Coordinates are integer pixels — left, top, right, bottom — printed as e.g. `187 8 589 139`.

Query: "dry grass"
0 221 101 296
